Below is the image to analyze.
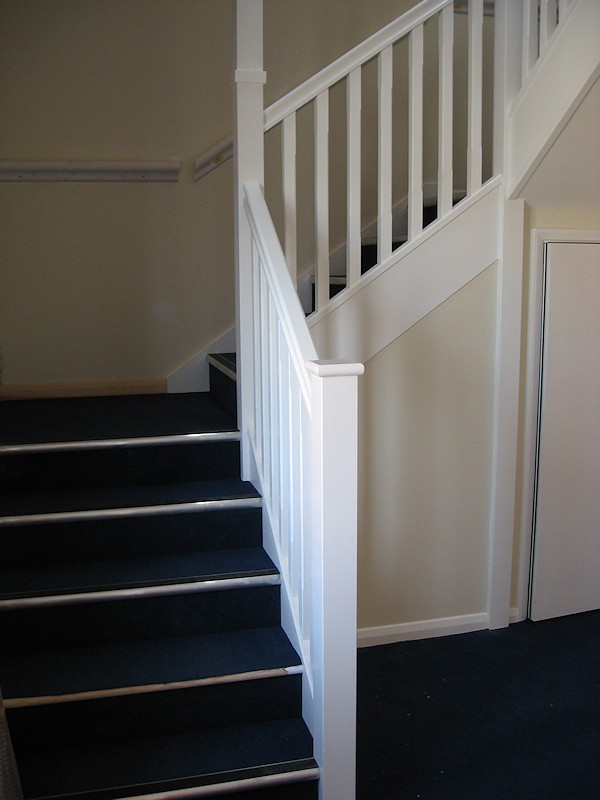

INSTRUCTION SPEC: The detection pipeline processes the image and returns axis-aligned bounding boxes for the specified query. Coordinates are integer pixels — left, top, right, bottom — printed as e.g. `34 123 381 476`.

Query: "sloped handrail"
242 181 362 798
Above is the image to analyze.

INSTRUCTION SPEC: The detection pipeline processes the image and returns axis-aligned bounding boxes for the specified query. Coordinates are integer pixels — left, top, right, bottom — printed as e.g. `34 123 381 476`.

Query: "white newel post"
307 360 364 800
234 0 265 480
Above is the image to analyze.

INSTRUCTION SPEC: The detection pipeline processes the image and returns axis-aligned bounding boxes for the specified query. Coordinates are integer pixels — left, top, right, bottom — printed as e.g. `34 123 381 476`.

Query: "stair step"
8 678 304 758
0 478 260 524
0 505 263 566
11 719 316 800
0 392 236 447
0 626 301 705
0 584 282 652
0 546 277 602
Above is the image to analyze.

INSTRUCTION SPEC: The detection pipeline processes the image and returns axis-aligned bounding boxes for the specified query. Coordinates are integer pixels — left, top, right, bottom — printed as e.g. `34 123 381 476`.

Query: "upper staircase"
0 359 318 799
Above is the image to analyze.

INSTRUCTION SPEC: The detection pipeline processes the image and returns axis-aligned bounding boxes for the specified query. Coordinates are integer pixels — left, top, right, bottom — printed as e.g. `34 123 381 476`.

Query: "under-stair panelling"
0 363 317 799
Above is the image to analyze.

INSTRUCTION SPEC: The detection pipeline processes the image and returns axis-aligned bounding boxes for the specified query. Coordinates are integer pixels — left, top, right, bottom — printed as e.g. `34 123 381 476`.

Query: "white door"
530 241 600 621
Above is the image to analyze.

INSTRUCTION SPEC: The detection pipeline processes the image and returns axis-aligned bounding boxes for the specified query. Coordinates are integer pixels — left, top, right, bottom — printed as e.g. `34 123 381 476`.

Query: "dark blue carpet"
357 610 600 799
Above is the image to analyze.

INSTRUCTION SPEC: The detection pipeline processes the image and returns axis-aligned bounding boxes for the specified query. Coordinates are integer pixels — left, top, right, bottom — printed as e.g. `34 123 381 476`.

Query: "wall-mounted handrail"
0 160 180 182
193 136 233 182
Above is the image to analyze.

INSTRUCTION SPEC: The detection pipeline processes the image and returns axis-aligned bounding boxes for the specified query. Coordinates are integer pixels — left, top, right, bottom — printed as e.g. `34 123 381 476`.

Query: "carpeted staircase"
0 355 318 799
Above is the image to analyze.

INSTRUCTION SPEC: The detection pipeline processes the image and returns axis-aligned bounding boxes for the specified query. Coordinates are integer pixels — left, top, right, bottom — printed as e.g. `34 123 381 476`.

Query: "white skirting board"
167 327 236 393
357 612 489 647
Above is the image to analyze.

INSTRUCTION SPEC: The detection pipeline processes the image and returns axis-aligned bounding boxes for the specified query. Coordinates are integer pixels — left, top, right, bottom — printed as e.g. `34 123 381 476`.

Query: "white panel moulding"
0 161 181 182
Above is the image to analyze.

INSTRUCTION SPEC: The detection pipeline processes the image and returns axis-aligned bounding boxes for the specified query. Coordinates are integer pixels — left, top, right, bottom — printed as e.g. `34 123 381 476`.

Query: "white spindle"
315 90 330 311
234 0 266 481
409 24 424 240
522 0 539 82
438 6 454 218
282 114 297 282
377 46 393 263
347 67 362 287
467 0 483 195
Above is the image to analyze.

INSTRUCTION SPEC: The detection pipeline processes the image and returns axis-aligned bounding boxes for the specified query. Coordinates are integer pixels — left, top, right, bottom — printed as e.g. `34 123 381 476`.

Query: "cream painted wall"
0 0 234 386
357 265 497 629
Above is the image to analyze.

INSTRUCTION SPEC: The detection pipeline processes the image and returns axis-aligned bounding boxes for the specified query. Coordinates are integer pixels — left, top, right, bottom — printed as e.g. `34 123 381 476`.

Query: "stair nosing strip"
111 765 320 800
0 574 280 609
4 665 304 708
0 431 240 455
0 496 262 527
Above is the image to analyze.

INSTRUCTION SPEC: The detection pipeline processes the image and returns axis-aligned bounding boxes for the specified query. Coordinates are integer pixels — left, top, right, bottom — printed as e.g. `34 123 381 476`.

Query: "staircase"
0 357 318 799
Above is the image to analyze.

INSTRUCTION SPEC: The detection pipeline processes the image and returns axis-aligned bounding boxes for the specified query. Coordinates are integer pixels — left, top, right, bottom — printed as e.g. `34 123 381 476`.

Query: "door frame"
515 228 600 622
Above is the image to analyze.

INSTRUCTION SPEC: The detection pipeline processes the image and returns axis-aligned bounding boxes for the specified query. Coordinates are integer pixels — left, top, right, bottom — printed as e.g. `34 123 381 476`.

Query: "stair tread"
0 478 259 519
15 719 315 800
0 391 236 447
0 626 300 701
0 546 276 601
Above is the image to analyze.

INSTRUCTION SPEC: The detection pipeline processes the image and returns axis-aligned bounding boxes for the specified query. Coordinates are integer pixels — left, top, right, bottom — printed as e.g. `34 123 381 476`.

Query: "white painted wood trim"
234 0 265 480
309 178 502 363
487 199 525 630
263 0 453 131
193 136 233 182
166 327 236 393
516 228 600 623
358 612 489 647
522 0 539 83
0 160 180 182
282 114 298 282
347 68 362 288
408 25 424 240
467 0 484 195
377 46 393 263
314 91 330 313
438 5 454 217
508 0 600 199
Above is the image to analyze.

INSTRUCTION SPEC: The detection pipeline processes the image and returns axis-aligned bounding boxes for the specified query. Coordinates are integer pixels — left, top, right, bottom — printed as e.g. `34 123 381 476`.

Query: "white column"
234 0 266 479
307 359 363 800
487 199 525 629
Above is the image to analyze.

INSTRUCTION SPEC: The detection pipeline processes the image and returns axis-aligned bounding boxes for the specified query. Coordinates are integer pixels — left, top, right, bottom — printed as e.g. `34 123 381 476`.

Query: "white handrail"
242 180 362 798
264 0 452 131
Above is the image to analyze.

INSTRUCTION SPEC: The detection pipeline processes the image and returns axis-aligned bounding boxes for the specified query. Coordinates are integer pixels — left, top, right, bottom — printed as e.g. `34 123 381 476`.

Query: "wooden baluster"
282 113 297 283
315 90 330 312
378 46 393 262
467 0 483 195
522 0 539 82
438 6 454 218
347 67 362 288
540 0 559 53
409 24 424 239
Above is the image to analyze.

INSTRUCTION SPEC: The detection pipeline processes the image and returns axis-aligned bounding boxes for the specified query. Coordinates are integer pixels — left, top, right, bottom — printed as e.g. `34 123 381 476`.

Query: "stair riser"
0 586 281 653
7 676 303 751
210 364 237 419
0 507 262 568
0 440 240 493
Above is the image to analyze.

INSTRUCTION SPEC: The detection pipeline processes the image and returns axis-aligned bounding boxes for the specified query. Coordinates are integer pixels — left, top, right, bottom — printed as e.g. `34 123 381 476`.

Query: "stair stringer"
507 0 600 200
308 178 502 364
